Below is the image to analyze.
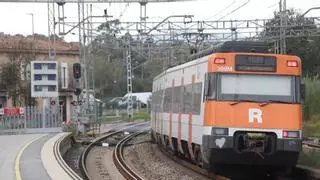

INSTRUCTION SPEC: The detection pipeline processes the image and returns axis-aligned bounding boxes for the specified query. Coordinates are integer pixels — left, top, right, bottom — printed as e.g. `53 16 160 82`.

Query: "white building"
31 61 58 97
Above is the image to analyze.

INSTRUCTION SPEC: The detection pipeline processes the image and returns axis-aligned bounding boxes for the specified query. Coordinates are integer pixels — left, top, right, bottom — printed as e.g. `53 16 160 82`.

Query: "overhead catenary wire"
216 0 251 21
204 0 237 21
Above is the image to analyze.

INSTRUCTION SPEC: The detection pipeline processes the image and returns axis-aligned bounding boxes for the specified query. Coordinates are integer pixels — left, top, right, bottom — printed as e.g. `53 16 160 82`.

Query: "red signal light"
214 58 226 64
73 63 81 79
287 60 298 67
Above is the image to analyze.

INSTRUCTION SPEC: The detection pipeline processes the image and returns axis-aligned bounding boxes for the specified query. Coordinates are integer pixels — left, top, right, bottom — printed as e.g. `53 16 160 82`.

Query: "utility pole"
279 0 287 54
26 13 34 40
47 0 56 60
125 34 133 120
139 2 148 34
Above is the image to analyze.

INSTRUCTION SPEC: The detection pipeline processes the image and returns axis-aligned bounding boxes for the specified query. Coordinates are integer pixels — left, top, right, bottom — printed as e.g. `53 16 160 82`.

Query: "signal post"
72 62 90 133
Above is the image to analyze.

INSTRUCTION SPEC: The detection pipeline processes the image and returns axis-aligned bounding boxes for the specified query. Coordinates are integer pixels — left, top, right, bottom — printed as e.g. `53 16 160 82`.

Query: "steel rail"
113 131 146 180
303 142 320 149
79 131 121 180
53 133 83 180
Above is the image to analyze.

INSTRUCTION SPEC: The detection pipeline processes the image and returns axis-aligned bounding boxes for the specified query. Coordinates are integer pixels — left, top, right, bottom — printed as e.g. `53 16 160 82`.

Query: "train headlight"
283 130 299 138
212 127 228 136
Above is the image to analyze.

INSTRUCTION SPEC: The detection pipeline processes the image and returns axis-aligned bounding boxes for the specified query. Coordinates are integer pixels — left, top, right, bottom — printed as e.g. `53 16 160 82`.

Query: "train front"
202 52 304 177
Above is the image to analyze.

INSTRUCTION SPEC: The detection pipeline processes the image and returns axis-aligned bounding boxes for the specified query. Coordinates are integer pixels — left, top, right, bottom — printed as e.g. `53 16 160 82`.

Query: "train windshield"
207 73 301 103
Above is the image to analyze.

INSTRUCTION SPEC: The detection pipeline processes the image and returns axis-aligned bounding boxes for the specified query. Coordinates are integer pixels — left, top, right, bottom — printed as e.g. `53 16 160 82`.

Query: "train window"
155 82 202 114
217 74 298 103
183 84 193 113
164 88 172 112
206 73 217 100
193 83 202 114
173 86 181 113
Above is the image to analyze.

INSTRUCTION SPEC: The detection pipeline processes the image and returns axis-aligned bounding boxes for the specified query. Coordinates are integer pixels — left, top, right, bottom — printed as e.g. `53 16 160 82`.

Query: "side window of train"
204 73 209 102
204 73 216 101
209 73 217 100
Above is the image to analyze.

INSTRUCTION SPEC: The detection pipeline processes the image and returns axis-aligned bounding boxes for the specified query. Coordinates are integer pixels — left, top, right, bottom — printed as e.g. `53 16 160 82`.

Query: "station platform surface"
0 133 49 180
0 121 151 180
19 134 56 180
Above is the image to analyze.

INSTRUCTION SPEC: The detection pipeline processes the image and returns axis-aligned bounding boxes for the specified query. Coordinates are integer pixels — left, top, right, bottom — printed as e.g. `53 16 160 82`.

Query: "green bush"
303 76 320 121
303 115 320 138
302 76 320 137
298 148 320 167
132 111 151 121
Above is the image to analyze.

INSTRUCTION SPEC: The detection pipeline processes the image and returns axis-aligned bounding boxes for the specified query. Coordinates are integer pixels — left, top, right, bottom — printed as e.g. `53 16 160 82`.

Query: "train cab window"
205 73 217 100
217 74 300 103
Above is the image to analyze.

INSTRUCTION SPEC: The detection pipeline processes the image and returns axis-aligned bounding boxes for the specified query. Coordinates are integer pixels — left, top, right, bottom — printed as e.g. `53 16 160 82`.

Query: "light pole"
301 7 320 17
26 13 34 40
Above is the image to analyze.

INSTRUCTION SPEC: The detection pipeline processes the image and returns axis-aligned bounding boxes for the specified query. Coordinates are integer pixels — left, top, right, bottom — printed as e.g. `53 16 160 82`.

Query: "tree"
261 8 320 75
0 38 36 106
91 20 194 101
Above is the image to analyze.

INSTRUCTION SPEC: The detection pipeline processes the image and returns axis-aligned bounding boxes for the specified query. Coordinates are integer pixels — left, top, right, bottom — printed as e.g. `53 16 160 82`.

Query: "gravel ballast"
123 133 211 180
86 146 125 180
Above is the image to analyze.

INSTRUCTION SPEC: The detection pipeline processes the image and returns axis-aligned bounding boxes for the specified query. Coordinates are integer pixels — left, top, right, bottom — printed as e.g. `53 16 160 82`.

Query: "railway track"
53 133 83 180
79 131 125 180
157 141 320 180
72 129 318 180
113 131 146 180
157 144 229 180
303 142 320 149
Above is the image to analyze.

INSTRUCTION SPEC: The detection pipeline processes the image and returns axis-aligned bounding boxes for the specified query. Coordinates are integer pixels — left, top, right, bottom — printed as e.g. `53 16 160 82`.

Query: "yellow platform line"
15 134 47 180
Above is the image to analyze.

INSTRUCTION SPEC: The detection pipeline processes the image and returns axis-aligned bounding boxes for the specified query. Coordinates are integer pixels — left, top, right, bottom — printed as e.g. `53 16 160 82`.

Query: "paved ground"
0 134 47 180
20 133 56 180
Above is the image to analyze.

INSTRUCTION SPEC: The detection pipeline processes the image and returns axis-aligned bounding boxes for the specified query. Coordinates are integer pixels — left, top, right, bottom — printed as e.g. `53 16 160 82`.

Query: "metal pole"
301 7 320 17
89 4 97 125
26 13 35 40
126 37 133 120
82 0 89 120
279 0 287 54
47 0 56 60
283 0 287 54
32 13 34 40
42 98 47 128
77 0 84 121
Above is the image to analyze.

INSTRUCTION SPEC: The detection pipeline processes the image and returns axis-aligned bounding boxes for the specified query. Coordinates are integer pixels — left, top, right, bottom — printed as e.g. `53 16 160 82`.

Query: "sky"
0 0 319 42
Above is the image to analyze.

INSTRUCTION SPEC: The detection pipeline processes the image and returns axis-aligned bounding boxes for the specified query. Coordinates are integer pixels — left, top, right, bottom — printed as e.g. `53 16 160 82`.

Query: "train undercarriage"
151 130 302 179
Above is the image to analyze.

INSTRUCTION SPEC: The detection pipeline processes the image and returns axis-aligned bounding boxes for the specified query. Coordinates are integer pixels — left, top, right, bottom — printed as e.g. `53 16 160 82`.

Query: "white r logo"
249 108 263 123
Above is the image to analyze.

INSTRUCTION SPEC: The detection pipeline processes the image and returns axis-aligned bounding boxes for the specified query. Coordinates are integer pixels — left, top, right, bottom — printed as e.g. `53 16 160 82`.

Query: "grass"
303 76 320 121
302 76 320 138
98 108 151 122
132 111 151 121
303 116 320 138
298 148 320 167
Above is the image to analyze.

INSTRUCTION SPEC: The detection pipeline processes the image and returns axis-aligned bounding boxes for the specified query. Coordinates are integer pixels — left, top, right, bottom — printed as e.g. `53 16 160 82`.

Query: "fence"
0 106 63 134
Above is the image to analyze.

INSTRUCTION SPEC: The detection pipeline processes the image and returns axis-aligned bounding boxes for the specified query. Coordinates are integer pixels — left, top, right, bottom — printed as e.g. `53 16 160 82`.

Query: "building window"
48 74 56 80
34 74 42 80
34 63 42 70
34 85 42 92
47 63 56 69
48 85 56 92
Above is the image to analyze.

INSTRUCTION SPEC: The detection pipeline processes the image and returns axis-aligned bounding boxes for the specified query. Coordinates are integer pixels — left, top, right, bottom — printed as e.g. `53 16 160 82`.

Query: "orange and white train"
150 41 304 177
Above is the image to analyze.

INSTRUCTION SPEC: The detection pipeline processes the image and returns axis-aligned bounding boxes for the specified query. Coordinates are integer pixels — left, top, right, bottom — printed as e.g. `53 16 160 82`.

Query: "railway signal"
74 88 82 96
73 63 81 79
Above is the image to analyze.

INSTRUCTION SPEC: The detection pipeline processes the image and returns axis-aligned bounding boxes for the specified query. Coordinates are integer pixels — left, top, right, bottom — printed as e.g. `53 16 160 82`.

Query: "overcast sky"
0 0 319 42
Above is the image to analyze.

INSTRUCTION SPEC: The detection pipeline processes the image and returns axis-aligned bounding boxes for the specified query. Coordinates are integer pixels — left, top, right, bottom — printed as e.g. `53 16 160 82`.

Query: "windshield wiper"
229 99 257 106
267 100 290 103
229 99 291 106
259 100 291 107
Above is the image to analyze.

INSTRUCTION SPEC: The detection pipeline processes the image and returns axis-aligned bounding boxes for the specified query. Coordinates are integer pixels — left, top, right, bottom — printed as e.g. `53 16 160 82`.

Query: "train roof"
188 41 273 61
152 41 282 82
